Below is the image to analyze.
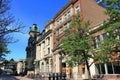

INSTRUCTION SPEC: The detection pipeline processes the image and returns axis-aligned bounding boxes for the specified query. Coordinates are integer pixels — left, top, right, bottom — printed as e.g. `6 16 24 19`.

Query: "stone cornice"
37 29 52 43
53 0 78 20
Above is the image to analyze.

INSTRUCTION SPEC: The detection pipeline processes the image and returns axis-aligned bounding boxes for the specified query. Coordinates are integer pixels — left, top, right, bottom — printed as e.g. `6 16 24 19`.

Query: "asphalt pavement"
0 74 33 80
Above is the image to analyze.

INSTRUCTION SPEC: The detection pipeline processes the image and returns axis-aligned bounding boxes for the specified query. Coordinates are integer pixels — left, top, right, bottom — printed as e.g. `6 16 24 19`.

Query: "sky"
6 0 69 61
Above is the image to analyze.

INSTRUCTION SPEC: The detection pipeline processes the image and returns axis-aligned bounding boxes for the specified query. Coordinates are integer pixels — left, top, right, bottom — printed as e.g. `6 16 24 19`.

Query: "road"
0 74 33 80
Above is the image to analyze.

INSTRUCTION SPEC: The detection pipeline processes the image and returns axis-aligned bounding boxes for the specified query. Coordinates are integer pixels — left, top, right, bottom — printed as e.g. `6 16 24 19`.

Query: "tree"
60 14 93 79
95 0 120 63
1 59 17 74
0 40 10 60
9 58 17 74
0 0 24 59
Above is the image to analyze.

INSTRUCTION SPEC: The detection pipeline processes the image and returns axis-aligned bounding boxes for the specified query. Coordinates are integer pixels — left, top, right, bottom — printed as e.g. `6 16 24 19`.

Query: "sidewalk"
15 76 34 80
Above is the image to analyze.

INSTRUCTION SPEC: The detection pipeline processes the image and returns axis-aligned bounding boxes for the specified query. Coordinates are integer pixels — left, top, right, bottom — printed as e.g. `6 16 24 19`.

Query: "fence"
27 73 66 80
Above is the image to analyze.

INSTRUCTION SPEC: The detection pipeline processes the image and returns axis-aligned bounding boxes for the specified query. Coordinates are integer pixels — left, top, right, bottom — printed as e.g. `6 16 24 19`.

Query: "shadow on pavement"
0 74 19 80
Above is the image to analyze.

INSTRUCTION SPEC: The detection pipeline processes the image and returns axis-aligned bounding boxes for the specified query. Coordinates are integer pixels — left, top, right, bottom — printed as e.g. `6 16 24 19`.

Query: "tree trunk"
83 52 92 80
78 65 80 78
85 59 92 80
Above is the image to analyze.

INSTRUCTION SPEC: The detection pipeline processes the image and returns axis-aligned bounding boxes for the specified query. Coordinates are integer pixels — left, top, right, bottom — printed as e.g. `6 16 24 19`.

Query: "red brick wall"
80 0 108 28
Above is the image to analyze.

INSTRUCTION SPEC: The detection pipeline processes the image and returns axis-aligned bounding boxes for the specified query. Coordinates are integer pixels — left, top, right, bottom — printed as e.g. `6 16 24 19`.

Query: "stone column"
49 58 52 73
104 63 108 74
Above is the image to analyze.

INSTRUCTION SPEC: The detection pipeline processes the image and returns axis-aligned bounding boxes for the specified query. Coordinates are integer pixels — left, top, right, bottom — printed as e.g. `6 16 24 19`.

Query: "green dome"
30 24 40 32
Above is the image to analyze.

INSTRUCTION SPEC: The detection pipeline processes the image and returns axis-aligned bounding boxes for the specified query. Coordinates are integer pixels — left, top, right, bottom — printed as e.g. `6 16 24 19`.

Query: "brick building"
26 0 120 79
52 0 108 79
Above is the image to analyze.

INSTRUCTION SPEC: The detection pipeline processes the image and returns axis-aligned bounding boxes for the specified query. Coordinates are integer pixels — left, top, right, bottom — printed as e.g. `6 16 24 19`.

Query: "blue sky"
6 0 69 60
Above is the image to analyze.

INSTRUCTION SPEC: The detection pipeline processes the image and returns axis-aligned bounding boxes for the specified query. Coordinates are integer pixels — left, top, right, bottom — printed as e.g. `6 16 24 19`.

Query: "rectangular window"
46 37 50 46
48 37 50 45
93 37 97 48
94 35 101 48
56 30 59 36
64 11 71 21
67 11 71 18
48 48 50 54
57 19 62 25
64 23 67 29
118 28 120 32
75 6 80 13
113 61 120 74
36 61 40 68
95 64 105 74
102 33 107 40
64 14 67 20
96 35 100 48
56 27 63 35
118 28 120 39
39 44 41 51
59 26 63 34
64 22 71 30
43 41 45 49
67 22 70 28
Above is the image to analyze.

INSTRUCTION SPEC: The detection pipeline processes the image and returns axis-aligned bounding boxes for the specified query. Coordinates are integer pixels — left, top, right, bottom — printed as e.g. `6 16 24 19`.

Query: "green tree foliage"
0 41 10 60
95 0 120 63
1 59 17 74
61 14 93 79
0 0 24 60
104 0 120 23
9 58 17 74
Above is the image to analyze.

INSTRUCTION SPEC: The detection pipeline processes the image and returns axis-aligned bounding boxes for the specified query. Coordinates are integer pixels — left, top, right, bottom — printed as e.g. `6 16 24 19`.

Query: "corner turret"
30 24 40 33
29 24 40 38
